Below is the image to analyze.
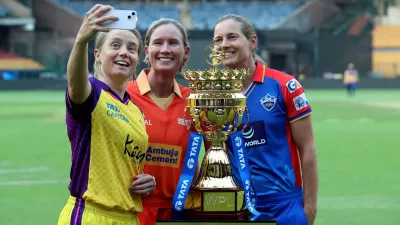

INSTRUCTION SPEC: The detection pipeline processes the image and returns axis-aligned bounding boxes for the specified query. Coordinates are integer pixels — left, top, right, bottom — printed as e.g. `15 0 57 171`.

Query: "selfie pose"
213 14 318 225
57 5 155 225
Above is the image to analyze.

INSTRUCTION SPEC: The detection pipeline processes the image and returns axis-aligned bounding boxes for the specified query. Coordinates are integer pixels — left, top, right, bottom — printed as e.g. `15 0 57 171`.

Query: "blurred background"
0 0 399 224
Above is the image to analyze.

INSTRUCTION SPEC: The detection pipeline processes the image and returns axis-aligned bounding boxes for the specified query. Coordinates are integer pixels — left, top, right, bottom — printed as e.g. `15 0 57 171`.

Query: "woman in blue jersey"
213 15 318 225
58 4 155 225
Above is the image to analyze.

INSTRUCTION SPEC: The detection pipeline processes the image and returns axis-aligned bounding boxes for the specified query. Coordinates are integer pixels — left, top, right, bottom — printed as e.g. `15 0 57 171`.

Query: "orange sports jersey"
127 69 191 208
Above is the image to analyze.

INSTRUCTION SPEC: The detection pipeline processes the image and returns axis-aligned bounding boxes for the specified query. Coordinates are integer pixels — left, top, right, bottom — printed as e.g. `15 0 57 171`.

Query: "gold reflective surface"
183 44 249 190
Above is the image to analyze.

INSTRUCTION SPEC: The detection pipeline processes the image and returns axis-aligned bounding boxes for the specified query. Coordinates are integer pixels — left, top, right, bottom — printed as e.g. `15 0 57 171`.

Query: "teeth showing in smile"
224 52 235 57
158 57 172 62
115 61 129 67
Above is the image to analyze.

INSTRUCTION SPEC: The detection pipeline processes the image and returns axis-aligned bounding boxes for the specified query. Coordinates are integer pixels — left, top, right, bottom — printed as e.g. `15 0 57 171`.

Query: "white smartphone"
102 9 138 30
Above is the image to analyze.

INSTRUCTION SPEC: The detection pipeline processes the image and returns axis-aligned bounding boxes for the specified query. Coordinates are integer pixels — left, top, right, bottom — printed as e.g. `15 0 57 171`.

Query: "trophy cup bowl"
181 44 250 220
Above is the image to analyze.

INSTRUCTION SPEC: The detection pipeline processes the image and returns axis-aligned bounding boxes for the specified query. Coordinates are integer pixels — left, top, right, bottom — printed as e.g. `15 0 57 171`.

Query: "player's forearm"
67 41 90 103
300 145 318 211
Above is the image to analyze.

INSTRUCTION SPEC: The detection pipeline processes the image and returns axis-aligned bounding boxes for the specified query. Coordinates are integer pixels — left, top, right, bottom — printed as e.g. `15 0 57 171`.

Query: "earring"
143 55 149 65
180 60 188 72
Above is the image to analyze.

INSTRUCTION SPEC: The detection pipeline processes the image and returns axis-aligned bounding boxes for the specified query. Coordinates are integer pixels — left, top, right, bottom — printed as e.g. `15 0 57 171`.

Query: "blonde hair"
92 29 143 78
143 18 189 71
216 14 259 60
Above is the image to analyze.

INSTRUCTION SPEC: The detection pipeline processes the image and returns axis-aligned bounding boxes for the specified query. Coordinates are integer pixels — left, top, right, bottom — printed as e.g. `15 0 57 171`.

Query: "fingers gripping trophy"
172 44 261 220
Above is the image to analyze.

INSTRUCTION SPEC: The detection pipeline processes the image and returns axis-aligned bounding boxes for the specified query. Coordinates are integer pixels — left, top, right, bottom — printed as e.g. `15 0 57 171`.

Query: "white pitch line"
0 167 49 174
0 179 69 186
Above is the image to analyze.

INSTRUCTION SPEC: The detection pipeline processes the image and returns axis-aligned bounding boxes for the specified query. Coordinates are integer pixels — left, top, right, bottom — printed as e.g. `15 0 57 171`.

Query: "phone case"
102 9 138 30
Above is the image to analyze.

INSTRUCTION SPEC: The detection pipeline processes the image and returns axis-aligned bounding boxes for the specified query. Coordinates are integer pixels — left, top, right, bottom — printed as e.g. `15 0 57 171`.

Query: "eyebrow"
214 32 238 40
110 37 138 46
152 37 180 43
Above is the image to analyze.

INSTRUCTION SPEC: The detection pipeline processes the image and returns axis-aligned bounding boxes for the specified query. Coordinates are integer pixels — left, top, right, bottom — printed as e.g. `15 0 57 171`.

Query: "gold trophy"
181 44 250 220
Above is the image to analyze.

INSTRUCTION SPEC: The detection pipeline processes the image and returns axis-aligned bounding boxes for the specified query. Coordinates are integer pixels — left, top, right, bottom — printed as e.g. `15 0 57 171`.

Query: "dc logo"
175 201 183 211
234 136 242 147
187 158 195 169
245 179 250 191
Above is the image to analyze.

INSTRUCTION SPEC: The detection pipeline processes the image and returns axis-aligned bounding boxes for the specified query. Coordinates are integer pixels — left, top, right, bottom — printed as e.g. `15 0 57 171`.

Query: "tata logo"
234 136 242 147
286 78 302 93
175 179 189 211
241 121 268 149
187 158 195 169
245 179 250 191
175 201 183 211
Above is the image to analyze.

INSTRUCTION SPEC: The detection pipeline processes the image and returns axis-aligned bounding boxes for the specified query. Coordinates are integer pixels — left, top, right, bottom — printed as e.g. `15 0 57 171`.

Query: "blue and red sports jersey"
227 62 312 197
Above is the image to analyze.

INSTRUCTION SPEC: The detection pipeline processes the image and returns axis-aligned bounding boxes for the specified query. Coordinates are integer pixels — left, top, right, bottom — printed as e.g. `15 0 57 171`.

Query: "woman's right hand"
75 4 119 44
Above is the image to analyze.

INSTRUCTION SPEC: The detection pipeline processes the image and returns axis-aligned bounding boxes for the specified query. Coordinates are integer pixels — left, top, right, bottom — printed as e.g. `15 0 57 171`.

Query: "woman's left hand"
129 174 156 196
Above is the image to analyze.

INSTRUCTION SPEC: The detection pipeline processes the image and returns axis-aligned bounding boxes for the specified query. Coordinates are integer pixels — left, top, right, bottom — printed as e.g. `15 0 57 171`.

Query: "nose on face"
159 43 172 53
118 49 130 58
214 40 230 52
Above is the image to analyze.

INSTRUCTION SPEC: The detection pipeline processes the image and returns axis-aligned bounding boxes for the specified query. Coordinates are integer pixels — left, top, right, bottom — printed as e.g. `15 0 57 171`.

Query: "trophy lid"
181 43 249 81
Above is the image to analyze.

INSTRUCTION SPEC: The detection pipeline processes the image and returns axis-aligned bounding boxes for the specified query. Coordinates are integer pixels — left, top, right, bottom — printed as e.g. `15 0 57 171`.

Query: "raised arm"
67 4 117 104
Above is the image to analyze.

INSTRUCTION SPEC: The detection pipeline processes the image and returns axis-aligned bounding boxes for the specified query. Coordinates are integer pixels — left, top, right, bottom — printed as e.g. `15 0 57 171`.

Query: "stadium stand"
52 0 180 30
190 1 301 30
0 4 9 17
51 0 301 30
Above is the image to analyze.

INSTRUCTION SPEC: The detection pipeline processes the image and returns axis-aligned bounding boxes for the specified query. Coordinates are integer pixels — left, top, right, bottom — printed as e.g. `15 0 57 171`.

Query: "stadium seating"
52 0 180 30
52 0 301 30
0 3 9 17
191 2 301 30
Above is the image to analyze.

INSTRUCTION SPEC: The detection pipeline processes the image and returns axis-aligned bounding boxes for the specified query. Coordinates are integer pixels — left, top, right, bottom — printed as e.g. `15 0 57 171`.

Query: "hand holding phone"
102 9 138 30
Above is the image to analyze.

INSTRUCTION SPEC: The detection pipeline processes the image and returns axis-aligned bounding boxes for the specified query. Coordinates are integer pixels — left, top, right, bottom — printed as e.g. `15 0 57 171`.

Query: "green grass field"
0 89 399 225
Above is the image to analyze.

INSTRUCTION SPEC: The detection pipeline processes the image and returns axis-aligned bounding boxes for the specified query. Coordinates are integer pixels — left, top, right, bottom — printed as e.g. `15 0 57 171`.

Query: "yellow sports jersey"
343 69 359 84
65 77 148 214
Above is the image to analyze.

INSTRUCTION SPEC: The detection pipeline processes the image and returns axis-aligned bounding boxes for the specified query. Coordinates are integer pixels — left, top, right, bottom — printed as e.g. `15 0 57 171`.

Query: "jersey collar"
252 62 266 83
90 77 130 104
136 69 182 98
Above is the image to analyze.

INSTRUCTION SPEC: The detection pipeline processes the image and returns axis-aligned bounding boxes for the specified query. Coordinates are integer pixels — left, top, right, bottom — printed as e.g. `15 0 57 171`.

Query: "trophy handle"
184 107 193 131
241 108 250 133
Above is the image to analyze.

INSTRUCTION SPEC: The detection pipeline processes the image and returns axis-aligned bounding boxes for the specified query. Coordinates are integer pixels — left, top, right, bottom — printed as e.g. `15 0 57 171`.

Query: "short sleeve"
283 78 312 122
66 78 100 120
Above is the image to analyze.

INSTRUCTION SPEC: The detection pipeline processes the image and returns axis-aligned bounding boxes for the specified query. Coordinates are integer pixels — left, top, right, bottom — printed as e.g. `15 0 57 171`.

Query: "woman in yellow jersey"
126 18 196 225
57 4 155 225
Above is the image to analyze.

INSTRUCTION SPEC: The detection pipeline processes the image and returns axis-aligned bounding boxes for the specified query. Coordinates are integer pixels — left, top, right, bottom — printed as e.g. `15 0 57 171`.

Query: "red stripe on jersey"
286 121 303 188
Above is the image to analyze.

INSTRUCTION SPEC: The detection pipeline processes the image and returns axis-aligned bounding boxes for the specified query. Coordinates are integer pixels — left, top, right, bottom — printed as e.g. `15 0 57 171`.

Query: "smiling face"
213 18 257 69
144 23 190 76
94 29 140 80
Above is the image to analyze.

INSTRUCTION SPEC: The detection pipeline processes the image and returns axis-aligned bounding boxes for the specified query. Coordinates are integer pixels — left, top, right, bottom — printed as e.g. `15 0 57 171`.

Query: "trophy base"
183 187 248 220
183 210 250 220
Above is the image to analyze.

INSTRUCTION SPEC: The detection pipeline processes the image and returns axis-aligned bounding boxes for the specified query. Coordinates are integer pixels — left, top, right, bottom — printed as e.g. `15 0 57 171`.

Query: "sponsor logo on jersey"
106 103 129 122
260 94 277 111
146 143 182 168
241 120 267 149
141 113 152 126
293 93 309 111
286 79 302 93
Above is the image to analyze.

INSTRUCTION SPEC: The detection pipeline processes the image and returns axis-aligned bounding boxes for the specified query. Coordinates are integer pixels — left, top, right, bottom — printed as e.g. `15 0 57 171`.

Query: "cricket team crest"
260 94 277 111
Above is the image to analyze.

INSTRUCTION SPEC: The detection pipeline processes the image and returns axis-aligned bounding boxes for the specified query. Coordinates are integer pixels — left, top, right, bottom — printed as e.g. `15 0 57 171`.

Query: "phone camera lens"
132 12 136 16
128 15 131 19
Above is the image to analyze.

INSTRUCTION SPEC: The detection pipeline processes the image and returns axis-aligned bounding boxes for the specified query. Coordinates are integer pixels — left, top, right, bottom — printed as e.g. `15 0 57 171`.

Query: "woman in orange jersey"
126 18 192 225
57 4 155 225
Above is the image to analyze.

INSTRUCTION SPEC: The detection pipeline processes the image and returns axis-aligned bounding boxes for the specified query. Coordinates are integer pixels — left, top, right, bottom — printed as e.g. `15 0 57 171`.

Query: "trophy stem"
192 142 239 191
